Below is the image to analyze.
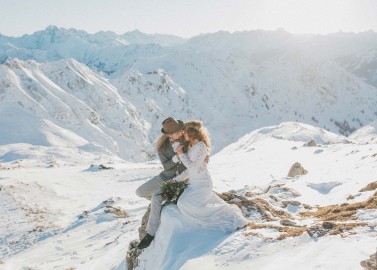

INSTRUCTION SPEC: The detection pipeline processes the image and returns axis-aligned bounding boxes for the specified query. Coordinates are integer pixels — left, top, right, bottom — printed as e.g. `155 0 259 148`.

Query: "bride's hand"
204 155 210 163
176 145 184 155
166 179 176 184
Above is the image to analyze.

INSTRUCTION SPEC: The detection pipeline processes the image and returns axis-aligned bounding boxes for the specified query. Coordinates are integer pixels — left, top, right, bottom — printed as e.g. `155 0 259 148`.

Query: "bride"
167 120 248 231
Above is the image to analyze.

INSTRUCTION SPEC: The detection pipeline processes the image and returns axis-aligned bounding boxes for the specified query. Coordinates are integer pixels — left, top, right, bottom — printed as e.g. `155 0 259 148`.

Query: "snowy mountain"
2 58 377 160
2 27 377 85
1 26 377 159
1 56 376 161
0 58 191 161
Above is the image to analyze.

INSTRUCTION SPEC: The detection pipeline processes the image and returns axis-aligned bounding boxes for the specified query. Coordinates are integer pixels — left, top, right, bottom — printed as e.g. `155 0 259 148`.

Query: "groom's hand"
176 145 184 155
166 179 176 184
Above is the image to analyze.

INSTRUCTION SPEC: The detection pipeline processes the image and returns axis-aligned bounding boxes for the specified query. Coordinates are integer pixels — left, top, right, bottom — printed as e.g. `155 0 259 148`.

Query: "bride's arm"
172 169 189 182
177 142 208 170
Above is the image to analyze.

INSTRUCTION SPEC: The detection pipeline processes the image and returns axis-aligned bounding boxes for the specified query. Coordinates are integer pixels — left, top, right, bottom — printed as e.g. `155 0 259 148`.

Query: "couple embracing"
136 117 248 249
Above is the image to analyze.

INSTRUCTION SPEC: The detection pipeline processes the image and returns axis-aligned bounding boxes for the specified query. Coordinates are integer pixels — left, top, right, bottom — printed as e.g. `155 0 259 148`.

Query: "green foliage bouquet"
161 180 188 205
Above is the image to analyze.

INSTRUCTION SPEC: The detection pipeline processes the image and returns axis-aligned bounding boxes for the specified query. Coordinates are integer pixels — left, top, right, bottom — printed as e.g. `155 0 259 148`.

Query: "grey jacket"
158 142 187 181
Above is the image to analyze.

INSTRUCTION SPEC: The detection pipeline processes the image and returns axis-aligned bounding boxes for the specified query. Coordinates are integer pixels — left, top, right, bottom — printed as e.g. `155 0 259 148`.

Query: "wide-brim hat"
161 117 184 134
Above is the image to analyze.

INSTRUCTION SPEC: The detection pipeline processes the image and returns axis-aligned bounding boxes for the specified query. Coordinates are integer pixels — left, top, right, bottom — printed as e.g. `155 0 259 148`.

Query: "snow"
182 234 376 270
1 27 377 269
349 119 377 144
0 122 376 269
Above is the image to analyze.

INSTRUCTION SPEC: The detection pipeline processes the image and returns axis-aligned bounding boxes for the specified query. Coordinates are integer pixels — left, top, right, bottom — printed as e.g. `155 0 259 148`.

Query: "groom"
135 117 188 249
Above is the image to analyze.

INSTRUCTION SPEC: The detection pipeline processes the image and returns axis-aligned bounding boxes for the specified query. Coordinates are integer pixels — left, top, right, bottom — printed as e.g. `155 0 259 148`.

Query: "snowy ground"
0 122 376 270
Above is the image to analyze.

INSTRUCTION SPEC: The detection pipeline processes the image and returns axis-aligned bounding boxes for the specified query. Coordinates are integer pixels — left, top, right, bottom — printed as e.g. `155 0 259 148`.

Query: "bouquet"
161 180 188 205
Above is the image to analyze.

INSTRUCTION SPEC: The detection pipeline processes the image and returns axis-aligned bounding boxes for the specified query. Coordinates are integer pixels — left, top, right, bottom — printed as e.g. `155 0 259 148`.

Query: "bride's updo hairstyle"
184 120 211 151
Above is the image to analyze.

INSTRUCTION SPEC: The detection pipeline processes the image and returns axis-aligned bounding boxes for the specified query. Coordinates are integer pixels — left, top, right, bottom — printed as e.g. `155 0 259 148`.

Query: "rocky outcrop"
104 205 127 218
138 205 151 240
306 139 317 147
359 181 377 192
287 162 308 177
217 191 294 220
360 251 377 270
126 204 150 269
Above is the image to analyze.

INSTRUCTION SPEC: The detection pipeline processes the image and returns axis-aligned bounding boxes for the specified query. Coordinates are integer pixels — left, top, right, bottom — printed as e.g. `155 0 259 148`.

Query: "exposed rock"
302 203 312 210
282 200 301 207
307 221 368 238
126 204 151 270
360 251 377 270
287 162 308 177
138 204 151 240
322 221 335 230
306 224 329 238
282 187 302 197
280 219 300 227
360 181 377 192
306 139 317 147
217 192 294 221
126 240 142 270
104 205 127 218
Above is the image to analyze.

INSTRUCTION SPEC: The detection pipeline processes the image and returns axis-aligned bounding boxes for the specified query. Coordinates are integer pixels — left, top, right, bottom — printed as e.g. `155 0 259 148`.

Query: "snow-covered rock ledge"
127 182 377 270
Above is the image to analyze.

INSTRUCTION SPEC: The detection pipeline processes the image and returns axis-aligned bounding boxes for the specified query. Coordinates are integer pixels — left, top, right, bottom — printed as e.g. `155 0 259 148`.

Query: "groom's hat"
161 117 184 134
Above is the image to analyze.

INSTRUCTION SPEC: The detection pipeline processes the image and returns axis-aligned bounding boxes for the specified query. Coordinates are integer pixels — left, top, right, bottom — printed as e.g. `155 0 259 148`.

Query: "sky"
1 0 377 37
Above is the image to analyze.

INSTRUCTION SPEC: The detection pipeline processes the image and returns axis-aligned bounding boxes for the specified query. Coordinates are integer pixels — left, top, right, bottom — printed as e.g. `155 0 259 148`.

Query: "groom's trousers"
136 175 165 236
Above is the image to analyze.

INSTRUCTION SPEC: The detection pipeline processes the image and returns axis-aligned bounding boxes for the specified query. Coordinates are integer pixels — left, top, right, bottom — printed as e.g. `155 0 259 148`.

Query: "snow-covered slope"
349 118 377 144
2 122 375 269
0 58 151 160
135 122 377 270
0 58 201 160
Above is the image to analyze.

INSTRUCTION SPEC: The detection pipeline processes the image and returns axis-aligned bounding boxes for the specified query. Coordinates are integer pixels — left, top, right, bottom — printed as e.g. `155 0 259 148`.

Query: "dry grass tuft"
277 227 307 240
244 222 307 240
328 222 369 236
244 222 280 230
300 193 377 221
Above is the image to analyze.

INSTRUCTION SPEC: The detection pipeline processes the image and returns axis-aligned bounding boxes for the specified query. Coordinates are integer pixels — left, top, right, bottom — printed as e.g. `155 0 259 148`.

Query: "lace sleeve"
178 141 207 170
173 169 189 182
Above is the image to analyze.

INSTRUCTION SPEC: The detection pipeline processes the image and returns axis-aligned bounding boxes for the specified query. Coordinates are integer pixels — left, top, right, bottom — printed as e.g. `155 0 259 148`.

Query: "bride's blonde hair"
184 120 211 151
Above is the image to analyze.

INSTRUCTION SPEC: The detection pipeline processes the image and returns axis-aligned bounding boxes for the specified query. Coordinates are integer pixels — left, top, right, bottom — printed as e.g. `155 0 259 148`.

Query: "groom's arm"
158 152 179 171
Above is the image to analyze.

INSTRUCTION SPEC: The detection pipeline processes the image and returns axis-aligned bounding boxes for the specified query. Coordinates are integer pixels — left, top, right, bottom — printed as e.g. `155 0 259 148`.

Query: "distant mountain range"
1 26 376 161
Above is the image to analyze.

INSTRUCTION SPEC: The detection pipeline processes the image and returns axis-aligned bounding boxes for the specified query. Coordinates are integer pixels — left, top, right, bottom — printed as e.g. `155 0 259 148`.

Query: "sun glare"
257 0 369 34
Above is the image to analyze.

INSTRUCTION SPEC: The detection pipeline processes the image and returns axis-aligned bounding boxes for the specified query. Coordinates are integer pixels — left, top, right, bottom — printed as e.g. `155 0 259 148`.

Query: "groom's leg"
136 175 164 200
145 188 164 236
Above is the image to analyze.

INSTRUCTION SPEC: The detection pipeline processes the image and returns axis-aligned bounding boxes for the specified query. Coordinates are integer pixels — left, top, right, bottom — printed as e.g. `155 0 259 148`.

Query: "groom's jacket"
158 142 187 181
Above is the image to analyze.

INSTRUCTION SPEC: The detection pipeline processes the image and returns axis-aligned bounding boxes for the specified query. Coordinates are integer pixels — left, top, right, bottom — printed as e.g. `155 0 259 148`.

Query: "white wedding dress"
173 141 248 231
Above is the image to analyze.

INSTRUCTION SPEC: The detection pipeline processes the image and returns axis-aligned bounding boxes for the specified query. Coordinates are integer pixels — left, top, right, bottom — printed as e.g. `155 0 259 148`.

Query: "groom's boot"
137 233 154 249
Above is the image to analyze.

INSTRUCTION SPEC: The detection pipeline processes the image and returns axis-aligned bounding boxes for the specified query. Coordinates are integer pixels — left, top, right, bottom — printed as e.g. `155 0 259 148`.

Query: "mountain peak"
45 25 59 32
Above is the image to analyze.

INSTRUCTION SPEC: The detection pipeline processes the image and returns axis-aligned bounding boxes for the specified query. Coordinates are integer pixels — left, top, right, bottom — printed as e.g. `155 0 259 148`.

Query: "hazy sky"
1 0 377 37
